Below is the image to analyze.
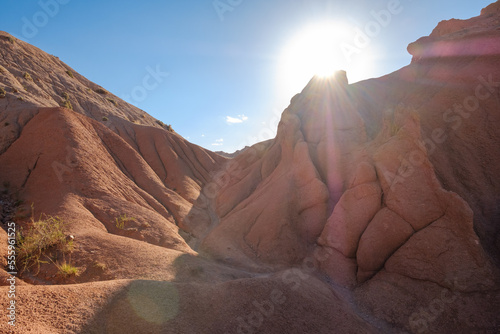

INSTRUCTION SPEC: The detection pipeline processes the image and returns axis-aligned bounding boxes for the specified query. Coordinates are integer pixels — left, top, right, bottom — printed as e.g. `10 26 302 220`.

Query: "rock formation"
0 1 500 333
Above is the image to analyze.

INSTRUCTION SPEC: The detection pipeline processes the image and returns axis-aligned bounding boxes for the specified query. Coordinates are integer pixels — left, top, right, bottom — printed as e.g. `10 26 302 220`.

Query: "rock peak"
481 0 500 16
301 70 349 96
407 1 500 62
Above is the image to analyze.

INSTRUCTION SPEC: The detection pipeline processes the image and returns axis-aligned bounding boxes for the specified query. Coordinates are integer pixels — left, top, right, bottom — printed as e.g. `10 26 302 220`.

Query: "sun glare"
278 21 375 101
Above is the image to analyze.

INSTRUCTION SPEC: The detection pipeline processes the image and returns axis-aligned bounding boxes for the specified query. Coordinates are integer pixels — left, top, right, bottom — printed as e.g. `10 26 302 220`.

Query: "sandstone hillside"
0 2 500 333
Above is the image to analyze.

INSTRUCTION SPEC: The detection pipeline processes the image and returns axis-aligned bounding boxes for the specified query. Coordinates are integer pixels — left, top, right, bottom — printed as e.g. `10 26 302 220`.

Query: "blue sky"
0 0 493 152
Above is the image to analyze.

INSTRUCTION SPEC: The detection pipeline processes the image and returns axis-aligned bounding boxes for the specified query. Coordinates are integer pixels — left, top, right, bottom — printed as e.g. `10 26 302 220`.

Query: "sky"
0 0 493 152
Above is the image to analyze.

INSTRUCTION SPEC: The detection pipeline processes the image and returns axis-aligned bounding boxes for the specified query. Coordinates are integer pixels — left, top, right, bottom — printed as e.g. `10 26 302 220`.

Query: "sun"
278 21 361 99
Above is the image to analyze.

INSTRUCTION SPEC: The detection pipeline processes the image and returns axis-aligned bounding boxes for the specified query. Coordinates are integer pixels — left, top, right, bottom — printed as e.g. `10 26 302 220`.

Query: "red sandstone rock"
356 208 414 281
319 182 381 257
1 2 500 333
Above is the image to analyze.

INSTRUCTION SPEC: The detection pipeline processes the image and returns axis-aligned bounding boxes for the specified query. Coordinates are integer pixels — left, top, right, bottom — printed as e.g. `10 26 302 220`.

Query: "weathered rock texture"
1 2 500 333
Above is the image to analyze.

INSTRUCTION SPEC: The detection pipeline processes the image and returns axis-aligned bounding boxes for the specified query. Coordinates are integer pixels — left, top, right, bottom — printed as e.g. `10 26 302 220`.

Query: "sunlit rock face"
1 2 500 334
203 72 494 290
408 0 500 62
198 3 500 331
200 73 366 268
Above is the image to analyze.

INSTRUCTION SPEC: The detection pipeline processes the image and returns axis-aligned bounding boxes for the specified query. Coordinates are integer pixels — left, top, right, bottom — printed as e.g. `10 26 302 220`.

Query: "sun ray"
277 21 376 102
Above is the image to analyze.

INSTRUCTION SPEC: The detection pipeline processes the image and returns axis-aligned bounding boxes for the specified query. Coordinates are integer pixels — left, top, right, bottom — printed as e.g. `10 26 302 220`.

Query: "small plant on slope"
57 262 80 277
61 99 73 110
60 92 73 110
16 214 72 273
93 261 107 271
115 214 136 230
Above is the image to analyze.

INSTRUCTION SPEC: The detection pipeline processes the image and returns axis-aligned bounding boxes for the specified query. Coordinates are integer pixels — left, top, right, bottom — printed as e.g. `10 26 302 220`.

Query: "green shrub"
115 214 136 230
61 91 72 109
65 70 74 78
8 36 16 44
102 116 109 121
0 87 5 98
61 99 73 110
57 262 79 277
106 98 117 106
23 72 32 81
17 215 71 273
155 120 174 132
93 261 107 271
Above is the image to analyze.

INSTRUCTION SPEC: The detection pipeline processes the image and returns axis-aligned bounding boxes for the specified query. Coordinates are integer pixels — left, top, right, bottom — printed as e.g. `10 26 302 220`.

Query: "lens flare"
278 21 376 102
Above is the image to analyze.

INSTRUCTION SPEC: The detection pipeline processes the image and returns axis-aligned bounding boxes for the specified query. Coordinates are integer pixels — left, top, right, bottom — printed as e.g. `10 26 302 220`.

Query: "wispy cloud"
226 114 248 124
211 138 224 146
